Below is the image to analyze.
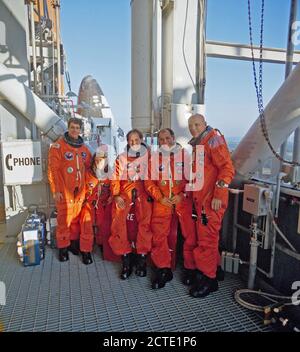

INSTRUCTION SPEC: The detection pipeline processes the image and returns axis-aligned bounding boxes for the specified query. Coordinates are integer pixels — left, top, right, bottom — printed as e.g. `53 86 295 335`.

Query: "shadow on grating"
0 243 275 332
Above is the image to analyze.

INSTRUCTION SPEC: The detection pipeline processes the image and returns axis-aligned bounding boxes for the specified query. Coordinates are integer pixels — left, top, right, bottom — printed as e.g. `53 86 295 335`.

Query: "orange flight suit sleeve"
84 171 94 200
209 135 235 200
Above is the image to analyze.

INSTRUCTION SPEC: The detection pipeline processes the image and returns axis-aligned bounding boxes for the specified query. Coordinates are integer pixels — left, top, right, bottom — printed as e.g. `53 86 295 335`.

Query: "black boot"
194 269 204 282
59 248 69 262
120 253 132 280
182 269 197 286
216 266 225 281
82 252 93 265
135 254 147 277
189 274 218 298
151 268 173 289
68 240 80 255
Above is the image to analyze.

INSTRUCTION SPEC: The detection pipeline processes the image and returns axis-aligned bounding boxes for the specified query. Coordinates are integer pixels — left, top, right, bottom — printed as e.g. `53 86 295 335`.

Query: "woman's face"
95 156 107 170
128 132 142 151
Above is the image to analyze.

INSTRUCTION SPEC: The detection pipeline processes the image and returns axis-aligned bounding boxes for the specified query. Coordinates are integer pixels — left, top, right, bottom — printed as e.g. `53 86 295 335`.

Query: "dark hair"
126 129 143 142
68 117 83 128
157 128 175 139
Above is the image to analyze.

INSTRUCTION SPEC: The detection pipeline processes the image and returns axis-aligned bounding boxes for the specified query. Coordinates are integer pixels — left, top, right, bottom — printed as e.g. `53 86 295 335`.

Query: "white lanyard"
168 160 173 199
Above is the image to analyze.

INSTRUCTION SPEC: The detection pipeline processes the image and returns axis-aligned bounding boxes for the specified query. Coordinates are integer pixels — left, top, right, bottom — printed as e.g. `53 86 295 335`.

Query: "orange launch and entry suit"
109 147 152 256
189 126 235 279
48 133 91 249
145 145 197 270
80 169 112 252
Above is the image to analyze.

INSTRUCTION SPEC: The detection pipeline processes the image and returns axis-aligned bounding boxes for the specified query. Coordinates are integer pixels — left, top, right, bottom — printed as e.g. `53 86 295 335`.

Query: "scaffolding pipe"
52 28 56 95
37 0 44 95
285 0 298 79
131 0 152 133
248 219 259 289
29 1 37 93
268 223 276 279
54 0 62 96
196 0 207 104
0 63 66 141
232 193 240 253
281 0 298 161
150 1 154 137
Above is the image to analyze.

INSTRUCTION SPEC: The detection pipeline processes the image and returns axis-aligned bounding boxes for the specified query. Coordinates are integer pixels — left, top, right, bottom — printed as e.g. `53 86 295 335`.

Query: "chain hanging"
247 0 300 166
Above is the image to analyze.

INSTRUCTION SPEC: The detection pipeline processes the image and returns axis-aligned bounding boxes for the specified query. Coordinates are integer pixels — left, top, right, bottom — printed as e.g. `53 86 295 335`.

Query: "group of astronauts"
48 114 235 298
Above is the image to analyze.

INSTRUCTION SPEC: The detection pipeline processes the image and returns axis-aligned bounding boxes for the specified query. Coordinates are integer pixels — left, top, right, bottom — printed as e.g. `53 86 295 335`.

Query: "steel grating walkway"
0 242 275 332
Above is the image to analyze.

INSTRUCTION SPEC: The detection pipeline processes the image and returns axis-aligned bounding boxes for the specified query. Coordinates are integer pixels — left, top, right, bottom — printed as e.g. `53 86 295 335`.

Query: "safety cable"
234 289 295 312
247 0 300 166
182 0 197 94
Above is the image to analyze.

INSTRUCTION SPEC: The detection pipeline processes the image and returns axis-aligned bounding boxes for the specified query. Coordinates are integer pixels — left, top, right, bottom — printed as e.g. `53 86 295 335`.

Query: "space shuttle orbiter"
76 75 125 162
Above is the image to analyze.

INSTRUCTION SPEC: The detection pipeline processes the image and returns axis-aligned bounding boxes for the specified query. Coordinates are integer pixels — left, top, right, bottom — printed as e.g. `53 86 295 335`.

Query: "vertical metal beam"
292 128 300 180
285 0 298 79
55 0 62 96
131 0 153 133
52 32 55 95
248 218 259 289
232 193 240 253
161 0 173 129
151 0 162 137
29 1 37 93
280 0 298 161
196 0 207 104
150 1 154 137
37 0 44 95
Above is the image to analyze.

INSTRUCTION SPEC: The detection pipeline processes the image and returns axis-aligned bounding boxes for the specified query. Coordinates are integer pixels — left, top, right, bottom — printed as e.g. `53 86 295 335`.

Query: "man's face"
158 130 175 150
128 132 142 151
68 122 81 140
188 116 206 138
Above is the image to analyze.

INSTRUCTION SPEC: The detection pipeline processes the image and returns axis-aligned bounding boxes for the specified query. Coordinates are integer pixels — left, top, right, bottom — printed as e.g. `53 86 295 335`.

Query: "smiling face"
68 122 81 140
128 132 142 151
188 114 207 138
158 130 176 150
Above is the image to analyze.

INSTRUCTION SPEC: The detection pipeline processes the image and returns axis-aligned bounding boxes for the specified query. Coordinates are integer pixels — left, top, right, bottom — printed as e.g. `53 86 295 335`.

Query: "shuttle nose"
77 75 105 118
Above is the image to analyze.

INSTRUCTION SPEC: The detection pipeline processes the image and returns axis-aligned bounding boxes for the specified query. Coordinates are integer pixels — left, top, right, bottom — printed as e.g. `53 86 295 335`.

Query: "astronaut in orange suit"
109 129 152 280
79 145 112 265
188 114 235 298
48 118 91 262
145 128 197 289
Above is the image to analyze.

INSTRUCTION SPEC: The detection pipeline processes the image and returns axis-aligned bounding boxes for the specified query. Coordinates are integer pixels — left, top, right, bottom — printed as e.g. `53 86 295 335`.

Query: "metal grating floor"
0 242 275 332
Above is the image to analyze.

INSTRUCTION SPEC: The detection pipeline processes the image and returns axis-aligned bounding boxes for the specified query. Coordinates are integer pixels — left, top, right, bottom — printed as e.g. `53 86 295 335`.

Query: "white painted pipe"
55 0 62 96
131 0 152 133
0 63 66 141
29 2 37 93
232 61 300 179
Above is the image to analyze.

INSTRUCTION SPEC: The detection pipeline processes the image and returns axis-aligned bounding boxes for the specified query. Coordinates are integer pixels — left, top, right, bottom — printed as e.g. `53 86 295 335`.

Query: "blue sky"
61 0 300 138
